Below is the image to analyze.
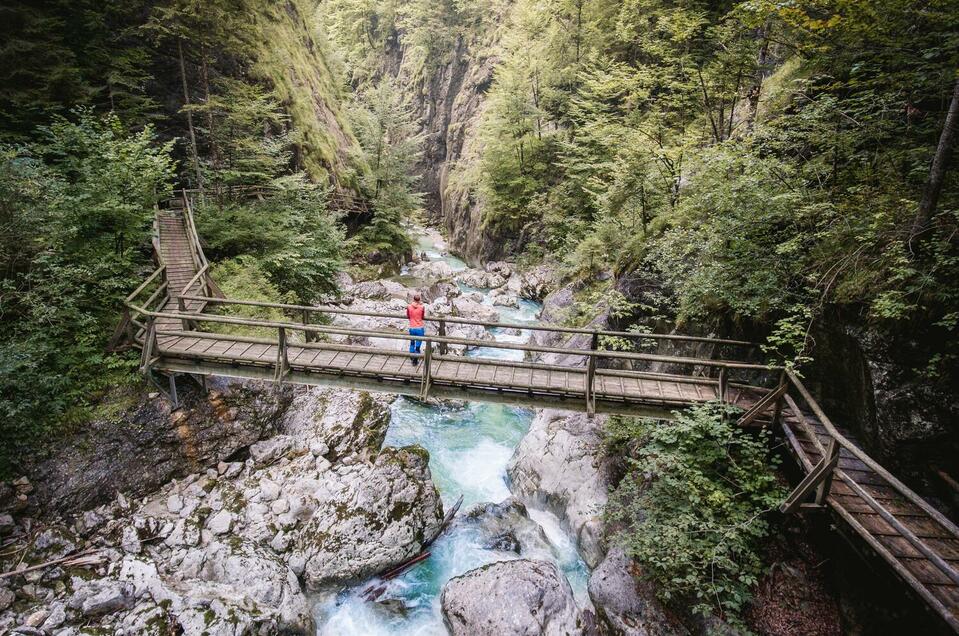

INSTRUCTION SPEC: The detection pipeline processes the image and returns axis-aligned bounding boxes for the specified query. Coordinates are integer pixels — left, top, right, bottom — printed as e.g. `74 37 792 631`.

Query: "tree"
348 79 424 264
912 76 959 241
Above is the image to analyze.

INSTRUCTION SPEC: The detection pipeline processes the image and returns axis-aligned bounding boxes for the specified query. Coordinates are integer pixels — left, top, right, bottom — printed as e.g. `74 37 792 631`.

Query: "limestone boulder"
507 409 612 568
297 446 444 588
441 559 581 635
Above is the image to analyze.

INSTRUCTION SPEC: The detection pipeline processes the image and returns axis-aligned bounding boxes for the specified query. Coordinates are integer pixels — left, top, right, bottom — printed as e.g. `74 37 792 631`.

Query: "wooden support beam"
274 327 289 384
139 319 157 374
814 438 839 505
419 341 433 401
737 381 788 427
302 309 314 343
780 439 840 513
718 367 728 403
585 331 598 417
438 320 448 356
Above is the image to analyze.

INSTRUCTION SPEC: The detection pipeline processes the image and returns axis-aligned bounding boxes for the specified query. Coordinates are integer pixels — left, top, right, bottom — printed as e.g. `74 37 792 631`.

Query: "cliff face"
250 0 360 187
385 33 505 265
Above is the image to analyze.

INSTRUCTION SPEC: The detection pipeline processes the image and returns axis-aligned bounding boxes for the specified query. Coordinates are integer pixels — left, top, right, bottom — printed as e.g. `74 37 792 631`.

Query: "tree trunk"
178 38 204 193
201 53 219 182
912 75 959 240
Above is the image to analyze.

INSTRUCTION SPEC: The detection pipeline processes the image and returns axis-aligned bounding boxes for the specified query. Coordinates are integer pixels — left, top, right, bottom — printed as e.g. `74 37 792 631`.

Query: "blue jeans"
409 327 425 356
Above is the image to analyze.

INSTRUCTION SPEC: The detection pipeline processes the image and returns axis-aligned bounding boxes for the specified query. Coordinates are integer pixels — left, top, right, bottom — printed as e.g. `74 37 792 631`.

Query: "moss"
248 0 365 186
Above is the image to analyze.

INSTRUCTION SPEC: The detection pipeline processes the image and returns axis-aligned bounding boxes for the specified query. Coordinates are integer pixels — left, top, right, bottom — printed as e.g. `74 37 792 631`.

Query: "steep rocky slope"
381 28 509 265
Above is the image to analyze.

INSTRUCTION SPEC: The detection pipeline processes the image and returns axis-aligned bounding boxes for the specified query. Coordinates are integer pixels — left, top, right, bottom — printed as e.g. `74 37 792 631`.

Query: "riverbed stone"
452 297 499 323
589 547 687 635
206 509 233 535
507 409 612 568
460 499 553 557
441 559 581 635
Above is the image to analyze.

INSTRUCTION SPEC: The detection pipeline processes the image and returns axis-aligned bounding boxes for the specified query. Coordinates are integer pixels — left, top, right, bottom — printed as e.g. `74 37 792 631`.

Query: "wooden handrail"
126 303 778 371
177 294 759 347
786 371 959 541
125 265 166 304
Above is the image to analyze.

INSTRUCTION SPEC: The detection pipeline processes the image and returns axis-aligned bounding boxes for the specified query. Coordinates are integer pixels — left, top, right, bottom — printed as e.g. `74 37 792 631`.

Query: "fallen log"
0 548 103 580
360 493 465 601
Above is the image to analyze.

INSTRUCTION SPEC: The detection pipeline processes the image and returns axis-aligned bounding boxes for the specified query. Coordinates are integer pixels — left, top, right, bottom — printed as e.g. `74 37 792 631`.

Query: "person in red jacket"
407 293 426 366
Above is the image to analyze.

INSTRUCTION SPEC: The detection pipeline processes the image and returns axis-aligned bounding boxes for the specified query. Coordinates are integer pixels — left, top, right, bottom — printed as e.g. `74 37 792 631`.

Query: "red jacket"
407 303 425 328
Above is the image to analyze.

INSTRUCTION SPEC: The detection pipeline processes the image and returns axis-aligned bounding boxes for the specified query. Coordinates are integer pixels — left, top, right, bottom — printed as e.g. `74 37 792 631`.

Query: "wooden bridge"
112 192 959 632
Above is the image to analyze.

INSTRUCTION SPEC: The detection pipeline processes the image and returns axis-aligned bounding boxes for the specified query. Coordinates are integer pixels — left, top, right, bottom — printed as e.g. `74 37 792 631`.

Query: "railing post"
139 317 157 374
717 367 728 404
177 296 191 331
585 331 598 417
302 309 314 343
274 327 289 384
420 340 433 401
771 368 787 427
814 439 840 505
438 320 448 355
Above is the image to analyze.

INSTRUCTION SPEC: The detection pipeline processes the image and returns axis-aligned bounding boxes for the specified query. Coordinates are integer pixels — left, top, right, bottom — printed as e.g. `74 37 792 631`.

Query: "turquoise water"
313 231 589 635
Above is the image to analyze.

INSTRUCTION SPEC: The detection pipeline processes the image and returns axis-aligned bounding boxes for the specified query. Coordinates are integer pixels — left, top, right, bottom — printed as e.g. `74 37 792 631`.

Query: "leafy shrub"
0 111 174 476
605 403 785 622
196 181 345 303
206 256 294 339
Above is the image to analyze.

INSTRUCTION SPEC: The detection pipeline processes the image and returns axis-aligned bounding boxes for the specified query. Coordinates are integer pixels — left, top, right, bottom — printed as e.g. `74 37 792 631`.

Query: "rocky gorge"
0 228 685 636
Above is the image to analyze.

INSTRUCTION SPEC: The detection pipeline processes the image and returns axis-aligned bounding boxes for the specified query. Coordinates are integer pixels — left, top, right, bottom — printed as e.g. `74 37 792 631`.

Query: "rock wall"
386 34 507 265
22 378 291 516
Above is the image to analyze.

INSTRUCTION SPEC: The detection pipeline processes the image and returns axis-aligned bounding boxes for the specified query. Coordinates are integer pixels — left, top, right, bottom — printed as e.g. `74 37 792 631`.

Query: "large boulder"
457 268 507 290
283 389 392 463
507 409 612 568
518 264 560 301
459 499 553 556
296 445 444 588
588 548 686 635
452 297 499 323
486 261 513 278
409 260 455 282
350 279 414 301
441 559 581 635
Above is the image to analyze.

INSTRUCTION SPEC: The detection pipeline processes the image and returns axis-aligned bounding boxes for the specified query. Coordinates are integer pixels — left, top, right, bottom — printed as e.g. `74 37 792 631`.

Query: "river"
313 229 589 634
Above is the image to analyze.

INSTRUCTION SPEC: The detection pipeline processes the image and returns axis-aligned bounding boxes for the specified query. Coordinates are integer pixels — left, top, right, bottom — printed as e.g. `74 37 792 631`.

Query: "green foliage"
468 0 959 372
206 256 293 339
347 79 423 267
0 111 174 476
195 181 346 303
606 404 785 622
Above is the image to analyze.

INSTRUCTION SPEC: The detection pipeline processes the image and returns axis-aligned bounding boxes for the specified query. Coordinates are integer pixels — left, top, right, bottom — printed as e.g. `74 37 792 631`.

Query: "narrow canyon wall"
386 33 507 265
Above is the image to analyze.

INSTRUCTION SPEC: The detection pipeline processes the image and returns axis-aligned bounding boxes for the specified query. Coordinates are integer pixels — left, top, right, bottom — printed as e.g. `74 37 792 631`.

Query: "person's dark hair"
413 293 421 302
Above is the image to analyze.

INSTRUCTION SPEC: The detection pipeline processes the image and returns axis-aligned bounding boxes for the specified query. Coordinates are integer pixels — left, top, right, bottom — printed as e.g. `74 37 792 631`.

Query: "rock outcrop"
507 409 612 569
441 559 582 635
24 379 291 516
0 387 444 635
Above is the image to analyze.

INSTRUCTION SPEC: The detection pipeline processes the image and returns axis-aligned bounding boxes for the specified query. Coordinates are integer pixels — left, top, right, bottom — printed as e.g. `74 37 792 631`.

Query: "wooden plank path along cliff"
113 191 959 632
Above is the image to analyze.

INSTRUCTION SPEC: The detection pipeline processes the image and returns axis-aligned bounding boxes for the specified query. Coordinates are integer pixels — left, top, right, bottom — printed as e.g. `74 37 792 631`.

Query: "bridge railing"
779 370 959 599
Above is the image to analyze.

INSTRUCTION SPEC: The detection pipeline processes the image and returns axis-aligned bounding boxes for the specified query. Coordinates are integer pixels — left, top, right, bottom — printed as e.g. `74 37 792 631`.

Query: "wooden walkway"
115 192 959 632
781 397 959 628
148 329 762 415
